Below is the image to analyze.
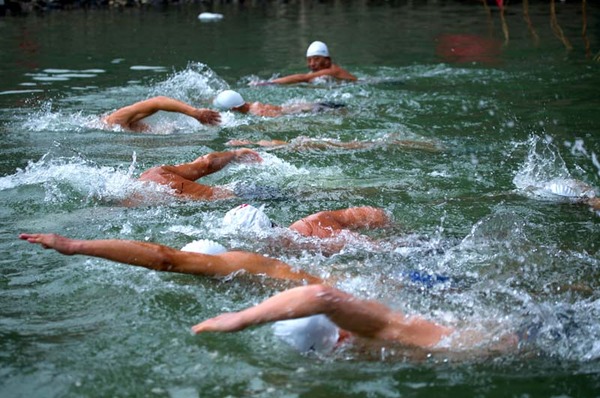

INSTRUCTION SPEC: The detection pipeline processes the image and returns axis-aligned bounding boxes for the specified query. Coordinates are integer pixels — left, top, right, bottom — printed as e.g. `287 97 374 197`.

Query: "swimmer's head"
213 90 245 111
306 41 332 72
222 204 273 232
306 41 330 58
180 239 227 255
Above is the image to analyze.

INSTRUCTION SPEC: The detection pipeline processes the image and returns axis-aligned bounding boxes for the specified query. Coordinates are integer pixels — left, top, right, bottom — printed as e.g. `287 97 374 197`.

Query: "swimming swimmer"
220 203 392 255
252 41 357 86
19 205 390 278
212 90 345 117
223 203 390 238
136 148 262 201
192 284 515 352
103 96 221 132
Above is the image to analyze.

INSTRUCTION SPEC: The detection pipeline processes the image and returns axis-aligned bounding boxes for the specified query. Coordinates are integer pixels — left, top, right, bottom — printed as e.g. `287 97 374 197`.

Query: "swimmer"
226 136 441 152
212 90 345 117
18 233 321 283
220 204 392 255
103 96 221 132
19 205 389 278
192 284 513 352
252 41 357 86
223 203 389 239
136 148 262 201
533 178 600 212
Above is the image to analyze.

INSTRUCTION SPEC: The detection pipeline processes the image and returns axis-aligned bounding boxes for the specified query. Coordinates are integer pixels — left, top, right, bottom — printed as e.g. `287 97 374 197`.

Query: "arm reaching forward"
19 233 321 283
270 65 357 85
192 284 453 349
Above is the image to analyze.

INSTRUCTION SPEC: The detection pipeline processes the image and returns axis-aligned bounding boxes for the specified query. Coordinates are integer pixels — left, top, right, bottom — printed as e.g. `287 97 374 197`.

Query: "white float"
198 12 224 22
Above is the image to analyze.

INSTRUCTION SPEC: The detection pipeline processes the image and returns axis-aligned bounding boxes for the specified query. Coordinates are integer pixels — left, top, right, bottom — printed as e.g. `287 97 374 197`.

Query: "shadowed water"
1 1 600 397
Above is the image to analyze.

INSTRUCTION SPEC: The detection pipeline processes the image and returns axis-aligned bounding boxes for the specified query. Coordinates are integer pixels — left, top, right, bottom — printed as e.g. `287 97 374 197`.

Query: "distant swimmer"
226 136 442 153
252 41 357 86
102 96 221 132
535 178 600 212
212 90 345 117
191 284 518 354
136 149 261 201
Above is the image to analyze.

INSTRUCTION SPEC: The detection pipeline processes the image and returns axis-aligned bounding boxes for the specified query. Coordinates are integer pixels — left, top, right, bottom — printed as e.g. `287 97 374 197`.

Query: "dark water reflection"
1 1 600 397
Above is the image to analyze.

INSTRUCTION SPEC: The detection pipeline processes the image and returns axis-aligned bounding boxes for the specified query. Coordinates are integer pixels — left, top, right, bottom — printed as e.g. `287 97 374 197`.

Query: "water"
1 1 600 396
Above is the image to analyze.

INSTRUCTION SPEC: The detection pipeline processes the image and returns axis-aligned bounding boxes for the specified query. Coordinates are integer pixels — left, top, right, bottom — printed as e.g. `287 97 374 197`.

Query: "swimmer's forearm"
271 73 312 85
149 96 197 115
68 239 182 271
19 233 179 271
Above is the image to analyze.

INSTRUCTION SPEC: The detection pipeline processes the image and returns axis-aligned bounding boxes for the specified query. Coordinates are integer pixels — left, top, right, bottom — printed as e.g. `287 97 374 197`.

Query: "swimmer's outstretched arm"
192 284 452 348
18 233 321 283
289 206 391 238
104 96 221 128
270 66 357 85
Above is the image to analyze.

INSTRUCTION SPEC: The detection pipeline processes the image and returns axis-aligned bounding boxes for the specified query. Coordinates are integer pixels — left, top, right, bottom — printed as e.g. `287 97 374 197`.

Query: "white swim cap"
306 41 330 57
213 90 245 110
272 314 340 353
222 204 272 231
180 239 227 255
544 178 596 199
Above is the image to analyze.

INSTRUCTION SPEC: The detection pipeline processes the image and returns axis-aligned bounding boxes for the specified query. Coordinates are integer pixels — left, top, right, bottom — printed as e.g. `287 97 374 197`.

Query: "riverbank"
1 0 201 16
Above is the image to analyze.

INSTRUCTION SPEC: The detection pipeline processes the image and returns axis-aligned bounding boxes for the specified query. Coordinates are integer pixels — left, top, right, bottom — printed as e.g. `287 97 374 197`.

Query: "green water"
1 1 600 397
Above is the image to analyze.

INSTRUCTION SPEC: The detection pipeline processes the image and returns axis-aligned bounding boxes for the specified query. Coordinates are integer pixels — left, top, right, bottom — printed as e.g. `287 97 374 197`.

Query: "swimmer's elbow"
305 284 341 312
149 246 179 272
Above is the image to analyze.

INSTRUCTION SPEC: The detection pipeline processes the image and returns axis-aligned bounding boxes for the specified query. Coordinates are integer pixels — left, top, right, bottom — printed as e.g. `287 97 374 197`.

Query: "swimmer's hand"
192 109 221 126
19 233 76 255
233 148 263 163
192 313 248 334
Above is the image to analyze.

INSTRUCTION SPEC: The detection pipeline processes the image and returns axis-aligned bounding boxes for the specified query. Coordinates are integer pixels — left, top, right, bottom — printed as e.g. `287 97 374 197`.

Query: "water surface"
1 1 600 397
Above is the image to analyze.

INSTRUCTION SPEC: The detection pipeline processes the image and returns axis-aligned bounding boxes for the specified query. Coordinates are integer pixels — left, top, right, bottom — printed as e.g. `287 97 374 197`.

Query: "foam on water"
19 101 98 133
0 152 171 204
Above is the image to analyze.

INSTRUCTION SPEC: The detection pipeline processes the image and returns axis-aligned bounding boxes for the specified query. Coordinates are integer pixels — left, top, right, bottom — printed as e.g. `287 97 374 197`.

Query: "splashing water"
149 62 230 104
0 152 169 204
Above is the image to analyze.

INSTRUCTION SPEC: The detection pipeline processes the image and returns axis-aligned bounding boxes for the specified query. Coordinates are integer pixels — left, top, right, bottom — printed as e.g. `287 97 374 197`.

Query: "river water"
1 1 600 397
